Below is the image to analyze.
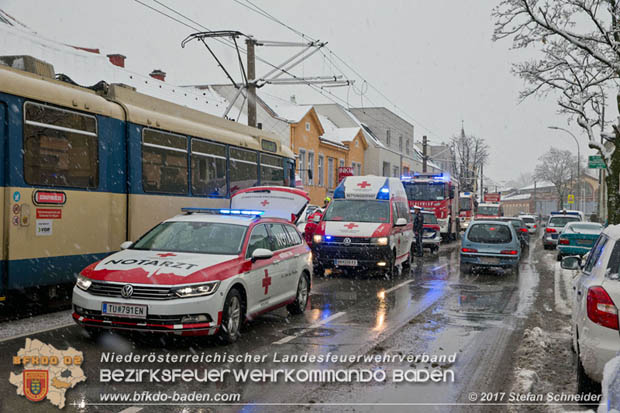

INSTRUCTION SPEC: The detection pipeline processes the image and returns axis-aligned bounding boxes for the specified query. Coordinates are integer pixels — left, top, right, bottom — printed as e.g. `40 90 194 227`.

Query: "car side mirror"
395 218 407 227
251 248 273 262
561 256 581 270
120 241 133 250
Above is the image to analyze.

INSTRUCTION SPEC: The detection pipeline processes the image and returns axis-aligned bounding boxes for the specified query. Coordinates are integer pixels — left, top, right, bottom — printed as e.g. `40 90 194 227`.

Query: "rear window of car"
467 224 513 244
565 223 603 233
521 217 535 224
606 240 620 280
549 216 580 227
508 219 524 228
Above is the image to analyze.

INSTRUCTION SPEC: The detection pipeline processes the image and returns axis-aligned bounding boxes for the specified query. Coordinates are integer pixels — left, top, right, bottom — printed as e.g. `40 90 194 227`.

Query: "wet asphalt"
0 239 541 413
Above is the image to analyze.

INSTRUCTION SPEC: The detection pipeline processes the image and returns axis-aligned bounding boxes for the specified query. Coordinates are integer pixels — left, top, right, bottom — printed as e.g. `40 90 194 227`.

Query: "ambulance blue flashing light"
181 207 264 216
333 180 346 199
376 179 391 200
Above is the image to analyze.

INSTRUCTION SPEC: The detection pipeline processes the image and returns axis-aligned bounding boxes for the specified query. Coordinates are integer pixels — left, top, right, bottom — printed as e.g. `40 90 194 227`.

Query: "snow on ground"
598 355 620 413
540 258 574 316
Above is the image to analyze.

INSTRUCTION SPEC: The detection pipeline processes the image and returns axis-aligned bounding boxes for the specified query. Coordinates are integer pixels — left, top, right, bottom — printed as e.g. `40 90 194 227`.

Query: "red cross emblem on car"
157 253 176 257
357 181 371 188
344 223 359 229
262 269 271 295
261 200 270 206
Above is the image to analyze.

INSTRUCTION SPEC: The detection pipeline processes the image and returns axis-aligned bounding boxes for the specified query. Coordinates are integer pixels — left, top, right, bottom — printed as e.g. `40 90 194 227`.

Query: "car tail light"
587 286 619 330
559 238 569 245
546 228 556 233
533 224 537 229
500 250 518 255
461 248 478 253
519 228 528 233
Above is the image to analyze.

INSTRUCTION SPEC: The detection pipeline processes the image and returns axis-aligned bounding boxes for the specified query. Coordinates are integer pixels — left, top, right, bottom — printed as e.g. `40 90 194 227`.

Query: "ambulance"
312 176 414 276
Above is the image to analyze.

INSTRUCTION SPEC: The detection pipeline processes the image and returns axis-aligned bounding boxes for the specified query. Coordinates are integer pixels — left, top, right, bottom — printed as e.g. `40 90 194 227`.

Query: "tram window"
260 154 284 186
23 102 98 188
142 128 188 194
229 147 258 193
190 139 228 197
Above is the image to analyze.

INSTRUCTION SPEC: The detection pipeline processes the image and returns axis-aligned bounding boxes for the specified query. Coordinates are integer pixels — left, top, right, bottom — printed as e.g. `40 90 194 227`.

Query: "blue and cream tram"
0 59 295 302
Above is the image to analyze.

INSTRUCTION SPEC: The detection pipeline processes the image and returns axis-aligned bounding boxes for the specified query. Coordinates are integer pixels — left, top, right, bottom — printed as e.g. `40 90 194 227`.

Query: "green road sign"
588 155 606 169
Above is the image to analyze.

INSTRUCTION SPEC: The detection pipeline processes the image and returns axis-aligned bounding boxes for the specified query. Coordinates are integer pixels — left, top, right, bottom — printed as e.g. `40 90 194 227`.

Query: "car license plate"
577 239 592 246
102 302 147 319
551 234 558 239
335 259 357 266
481 257 500 265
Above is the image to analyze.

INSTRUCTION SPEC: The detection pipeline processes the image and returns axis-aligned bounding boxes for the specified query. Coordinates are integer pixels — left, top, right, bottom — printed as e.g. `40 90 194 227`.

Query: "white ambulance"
312 176 414 276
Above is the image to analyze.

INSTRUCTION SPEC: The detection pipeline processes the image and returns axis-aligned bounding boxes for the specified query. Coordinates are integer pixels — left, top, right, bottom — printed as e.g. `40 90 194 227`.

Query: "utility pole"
422 135 428 173
246 37 257 128
533 180 537 216
480 163 484 201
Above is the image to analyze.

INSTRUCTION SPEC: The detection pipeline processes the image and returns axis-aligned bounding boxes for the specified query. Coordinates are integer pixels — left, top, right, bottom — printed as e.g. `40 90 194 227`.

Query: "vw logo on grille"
343 237 352 246
121 284 134 298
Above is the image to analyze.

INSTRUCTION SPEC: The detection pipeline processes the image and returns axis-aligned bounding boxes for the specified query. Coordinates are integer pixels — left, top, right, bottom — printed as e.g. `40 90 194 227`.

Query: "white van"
312 176 414 276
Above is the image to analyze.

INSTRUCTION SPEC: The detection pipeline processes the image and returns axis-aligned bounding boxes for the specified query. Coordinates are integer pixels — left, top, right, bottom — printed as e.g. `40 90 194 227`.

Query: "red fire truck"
458 191 476 232
402 173 459 240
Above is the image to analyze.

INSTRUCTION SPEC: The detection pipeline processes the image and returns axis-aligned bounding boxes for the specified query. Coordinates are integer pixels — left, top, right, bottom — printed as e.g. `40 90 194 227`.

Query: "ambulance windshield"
323 200 390 223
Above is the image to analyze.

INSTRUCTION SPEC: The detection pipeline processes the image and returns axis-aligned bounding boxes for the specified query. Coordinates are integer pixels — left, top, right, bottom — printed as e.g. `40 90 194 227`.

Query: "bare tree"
493 0 620 223
535 147 578 209
450 128 489 192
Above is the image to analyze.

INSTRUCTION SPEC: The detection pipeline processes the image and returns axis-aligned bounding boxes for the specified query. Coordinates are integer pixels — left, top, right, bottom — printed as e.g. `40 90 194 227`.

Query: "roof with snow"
520 181 554 190
501 193 532 201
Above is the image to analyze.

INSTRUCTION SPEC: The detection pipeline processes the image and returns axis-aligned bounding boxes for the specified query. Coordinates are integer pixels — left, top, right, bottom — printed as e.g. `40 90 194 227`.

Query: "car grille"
88 281 176 300
325 236 371 245
74 307 213 325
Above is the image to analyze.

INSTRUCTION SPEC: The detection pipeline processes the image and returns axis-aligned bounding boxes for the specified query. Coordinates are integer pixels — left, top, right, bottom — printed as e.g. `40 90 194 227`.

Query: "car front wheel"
218 289 243 344
288 273 310 315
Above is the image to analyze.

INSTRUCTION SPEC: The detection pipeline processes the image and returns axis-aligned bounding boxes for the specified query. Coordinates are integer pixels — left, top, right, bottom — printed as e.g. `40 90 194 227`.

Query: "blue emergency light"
181 207 264 216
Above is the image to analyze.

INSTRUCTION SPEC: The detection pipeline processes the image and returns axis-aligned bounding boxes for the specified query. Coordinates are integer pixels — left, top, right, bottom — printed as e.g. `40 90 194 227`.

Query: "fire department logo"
23 370 48 402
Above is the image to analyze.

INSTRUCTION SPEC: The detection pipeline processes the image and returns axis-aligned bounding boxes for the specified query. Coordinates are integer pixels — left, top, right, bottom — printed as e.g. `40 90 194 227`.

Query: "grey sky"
2 0 591 181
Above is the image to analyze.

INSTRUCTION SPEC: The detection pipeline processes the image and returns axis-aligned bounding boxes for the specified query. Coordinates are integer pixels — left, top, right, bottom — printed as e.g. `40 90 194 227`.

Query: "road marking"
118 407 143 413
0 321 75 343
379 279 415 298
273 311 346 345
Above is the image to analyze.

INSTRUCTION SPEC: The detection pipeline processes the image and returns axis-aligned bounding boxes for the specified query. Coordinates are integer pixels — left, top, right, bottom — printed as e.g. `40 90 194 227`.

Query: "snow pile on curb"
522 326 547 350
514 368 539 393
598 355 620 413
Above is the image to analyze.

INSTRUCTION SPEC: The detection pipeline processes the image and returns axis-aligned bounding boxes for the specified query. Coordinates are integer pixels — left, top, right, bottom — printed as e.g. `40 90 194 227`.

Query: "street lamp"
548 126 581 211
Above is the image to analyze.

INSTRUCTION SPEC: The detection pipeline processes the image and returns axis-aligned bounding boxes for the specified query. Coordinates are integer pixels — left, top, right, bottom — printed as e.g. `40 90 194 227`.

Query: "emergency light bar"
181 208 264 216
550 210 580 216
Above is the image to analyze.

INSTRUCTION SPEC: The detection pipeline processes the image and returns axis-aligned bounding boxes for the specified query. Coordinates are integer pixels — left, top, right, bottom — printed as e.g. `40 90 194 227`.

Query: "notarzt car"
72 187 312 343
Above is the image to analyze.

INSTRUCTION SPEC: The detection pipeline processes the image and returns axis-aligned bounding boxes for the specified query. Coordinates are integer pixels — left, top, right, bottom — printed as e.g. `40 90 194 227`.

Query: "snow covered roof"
520 181 554 190
256 94 313 123
0 14 236 121
501 193 531 201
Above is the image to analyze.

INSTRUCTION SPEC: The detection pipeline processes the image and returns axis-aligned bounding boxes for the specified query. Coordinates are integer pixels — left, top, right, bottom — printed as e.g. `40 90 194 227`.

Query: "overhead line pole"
246 36 257 128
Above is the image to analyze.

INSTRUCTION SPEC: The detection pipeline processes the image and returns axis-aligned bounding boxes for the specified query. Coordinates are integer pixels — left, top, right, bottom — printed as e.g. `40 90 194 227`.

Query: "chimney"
107 54 126 68
149 69 166 82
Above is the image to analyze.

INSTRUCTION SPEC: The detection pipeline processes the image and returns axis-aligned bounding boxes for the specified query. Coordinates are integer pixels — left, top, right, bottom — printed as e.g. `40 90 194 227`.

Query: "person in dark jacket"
413 206 424 257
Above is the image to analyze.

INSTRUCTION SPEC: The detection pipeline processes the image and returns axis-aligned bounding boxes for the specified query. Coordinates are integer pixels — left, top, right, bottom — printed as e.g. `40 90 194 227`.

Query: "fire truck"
402 173 459 240
458 191 476 231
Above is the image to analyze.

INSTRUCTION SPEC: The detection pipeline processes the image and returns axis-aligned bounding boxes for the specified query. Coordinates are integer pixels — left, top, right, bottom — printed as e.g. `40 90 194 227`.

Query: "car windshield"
521 217 535 223
404 182 446 201
467 224 513 244
549 216 580 227
422 213 437 224
564 223 603 234
132 221 247 255
459 197 472 211
477 205 499 215
323 199 390 223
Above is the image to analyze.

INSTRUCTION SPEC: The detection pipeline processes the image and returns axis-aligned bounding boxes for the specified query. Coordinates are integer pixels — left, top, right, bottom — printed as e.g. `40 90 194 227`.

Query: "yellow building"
290 108 367 205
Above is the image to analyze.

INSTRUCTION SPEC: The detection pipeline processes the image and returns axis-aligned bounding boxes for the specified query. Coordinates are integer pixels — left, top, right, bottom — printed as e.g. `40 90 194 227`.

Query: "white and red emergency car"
312 176 414 276
72 187 312 343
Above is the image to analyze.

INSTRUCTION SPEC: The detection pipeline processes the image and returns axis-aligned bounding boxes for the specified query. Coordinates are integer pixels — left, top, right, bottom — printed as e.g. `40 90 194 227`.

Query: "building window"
406 139 410 155
386 129 391 147
356 162 361 175
260 153 285 186
383 161 390 177
339 159 345 168
393 166 399 177
318 154 324 187
191 138 227 197
328 157 335 189
399 136 403 152
298 149 306 185
305 122 310 131
24 102 98 188
229 147 258 193
308 152 314 186
142 128 188 194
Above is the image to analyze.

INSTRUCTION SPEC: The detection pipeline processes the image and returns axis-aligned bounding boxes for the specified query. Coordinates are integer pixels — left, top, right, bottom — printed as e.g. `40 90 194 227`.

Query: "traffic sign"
588 155 606 169
568 194 575 204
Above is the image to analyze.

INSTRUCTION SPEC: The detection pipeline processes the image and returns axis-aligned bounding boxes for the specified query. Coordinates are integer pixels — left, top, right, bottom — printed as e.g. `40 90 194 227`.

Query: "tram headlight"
76 275 92 291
